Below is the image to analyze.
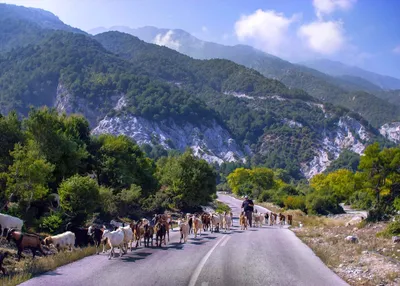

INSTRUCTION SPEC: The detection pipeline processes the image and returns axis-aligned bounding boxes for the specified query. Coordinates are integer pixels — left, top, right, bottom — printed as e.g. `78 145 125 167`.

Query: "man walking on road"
241 195 254 227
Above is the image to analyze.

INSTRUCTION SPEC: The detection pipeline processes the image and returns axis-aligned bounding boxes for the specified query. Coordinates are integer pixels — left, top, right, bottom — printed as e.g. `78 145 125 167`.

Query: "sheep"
119 225 134 252
0 213 23 237
7 229 46 261
102 228 126 259
43 231 76 252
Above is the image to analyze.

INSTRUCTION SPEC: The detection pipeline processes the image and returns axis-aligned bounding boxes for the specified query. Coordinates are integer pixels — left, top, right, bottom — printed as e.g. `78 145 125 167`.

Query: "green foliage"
156 150 216 210
377 217 400 237
0 112 24 172
24 108 89 187
98 186 117 216
6 142 54 208
58 175 100 224
358 143 400 220
91 134 157 195
115 184 142 218
283 196 306 212
324 150 360 173
215 201 231 214
227 167 275 198
305 191 344 215
40 213 63 234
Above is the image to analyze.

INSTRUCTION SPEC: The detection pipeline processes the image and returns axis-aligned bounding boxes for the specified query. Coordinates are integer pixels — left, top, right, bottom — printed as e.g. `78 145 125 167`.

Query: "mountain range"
0 4 399 180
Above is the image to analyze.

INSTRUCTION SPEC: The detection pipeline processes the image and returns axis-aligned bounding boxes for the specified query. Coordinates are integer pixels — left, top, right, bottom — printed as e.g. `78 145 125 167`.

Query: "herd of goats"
0 210 294 269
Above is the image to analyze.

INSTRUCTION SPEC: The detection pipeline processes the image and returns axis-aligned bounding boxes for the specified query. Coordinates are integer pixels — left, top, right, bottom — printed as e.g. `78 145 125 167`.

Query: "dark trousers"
245 211 253 227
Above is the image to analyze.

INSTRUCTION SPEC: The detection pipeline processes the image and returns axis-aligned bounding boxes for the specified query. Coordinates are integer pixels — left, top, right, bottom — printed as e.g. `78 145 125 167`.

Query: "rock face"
54 83 122 127
300 116 369 179
92 115 246 164
379 122 400 143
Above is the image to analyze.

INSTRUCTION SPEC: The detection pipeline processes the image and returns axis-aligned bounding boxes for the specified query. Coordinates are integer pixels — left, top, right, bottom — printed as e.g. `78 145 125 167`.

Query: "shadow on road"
42 272 62 276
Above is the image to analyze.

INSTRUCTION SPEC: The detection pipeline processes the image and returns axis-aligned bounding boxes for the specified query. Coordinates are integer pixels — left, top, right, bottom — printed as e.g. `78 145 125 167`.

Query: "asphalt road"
20 194 348 286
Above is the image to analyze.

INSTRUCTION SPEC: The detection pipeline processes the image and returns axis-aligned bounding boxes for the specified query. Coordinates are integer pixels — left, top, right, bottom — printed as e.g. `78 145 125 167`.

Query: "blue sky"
2 0 400 78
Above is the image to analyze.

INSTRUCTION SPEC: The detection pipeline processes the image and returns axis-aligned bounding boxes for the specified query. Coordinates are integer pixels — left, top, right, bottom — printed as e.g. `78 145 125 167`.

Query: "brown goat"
143 224 154 247
7 229 46 261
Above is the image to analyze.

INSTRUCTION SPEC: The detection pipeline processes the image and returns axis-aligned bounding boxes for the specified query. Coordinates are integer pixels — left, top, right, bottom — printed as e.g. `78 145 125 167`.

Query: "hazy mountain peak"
301 59 400 90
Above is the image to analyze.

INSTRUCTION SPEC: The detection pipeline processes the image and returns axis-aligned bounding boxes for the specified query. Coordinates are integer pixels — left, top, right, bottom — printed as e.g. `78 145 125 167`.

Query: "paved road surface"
21 194 348 286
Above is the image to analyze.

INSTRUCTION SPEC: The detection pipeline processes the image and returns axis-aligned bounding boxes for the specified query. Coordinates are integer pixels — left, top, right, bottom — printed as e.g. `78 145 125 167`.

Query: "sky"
1 0 400 78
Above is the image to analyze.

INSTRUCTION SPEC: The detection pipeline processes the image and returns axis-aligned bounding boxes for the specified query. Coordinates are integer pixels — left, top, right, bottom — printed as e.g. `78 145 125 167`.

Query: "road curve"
21 194 348 286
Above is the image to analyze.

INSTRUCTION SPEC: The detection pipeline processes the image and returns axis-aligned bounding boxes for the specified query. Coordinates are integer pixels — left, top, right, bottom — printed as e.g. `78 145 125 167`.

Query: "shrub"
377 217 400 237
40 213 63 234
215 201 231 213
58 175 100 224
306 193 344 215
259 190 272 202
284 196 306 212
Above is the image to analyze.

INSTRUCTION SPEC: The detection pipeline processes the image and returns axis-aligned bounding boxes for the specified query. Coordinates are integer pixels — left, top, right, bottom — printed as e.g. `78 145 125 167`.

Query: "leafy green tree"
92 134 157 194
116 184 142 218
58 175 100 224
0 111 23 172
6 142 54 212
24 108 89 187
358 143 400 220
156 150 216 210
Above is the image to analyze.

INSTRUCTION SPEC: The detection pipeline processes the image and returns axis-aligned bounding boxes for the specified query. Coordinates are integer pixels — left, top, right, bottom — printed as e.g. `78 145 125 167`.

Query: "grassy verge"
1 246 97 286
214 201 231 213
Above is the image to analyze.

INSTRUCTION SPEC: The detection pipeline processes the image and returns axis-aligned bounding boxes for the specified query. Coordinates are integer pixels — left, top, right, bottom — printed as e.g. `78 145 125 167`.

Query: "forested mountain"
0 4 395 180
93 26 400 128
0 3 84 52
301 59 400 90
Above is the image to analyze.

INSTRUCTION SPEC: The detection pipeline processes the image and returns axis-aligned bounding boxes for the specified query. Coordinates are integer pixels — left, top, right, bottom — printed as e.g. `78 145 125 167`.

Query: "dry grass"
0 246 96 286
294 221 400 286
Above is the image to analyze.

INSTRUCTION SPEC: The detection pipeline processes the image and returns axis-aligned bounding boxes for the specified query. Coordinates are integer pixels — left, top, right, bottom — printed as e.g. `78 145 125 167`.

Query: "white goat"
119 225 134 252
0 213 23 236
43 231 75 252
110 220 124 228
211 213 222 232
102 228 126 259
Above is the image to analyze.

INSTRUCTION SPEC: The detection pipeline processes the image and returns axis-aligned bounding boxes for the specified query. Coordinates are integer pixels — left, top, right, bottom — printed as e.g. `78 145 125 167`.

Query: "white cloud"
234 9 300 55
298 20 345 55
393 45 400 54
313 0 357 19
153 30 181 51
201 26 208 33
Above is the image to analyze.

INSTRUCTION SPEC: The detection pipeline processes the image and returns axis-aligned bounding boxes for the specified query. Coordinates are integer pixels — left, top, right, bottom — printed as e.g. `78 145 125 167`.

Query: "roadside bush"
58 175 100 225
306 193 344 215
40 213 63 234
377 216 400 237
215 201 231 213
284 196 306 212
259 190 272 202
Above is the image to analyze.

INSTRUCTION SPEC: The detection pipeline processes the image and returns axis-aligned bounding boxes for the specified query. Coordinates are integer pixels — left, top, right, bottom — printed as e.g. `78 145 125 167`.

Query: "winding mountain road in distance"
21 193 348 286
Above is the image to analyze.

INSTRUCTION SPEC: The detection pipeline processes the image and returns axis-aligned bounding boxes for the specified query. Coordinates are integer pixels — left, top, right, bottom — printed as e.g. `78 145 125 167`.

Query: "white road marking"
188 235 228 286
220 236 231 247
